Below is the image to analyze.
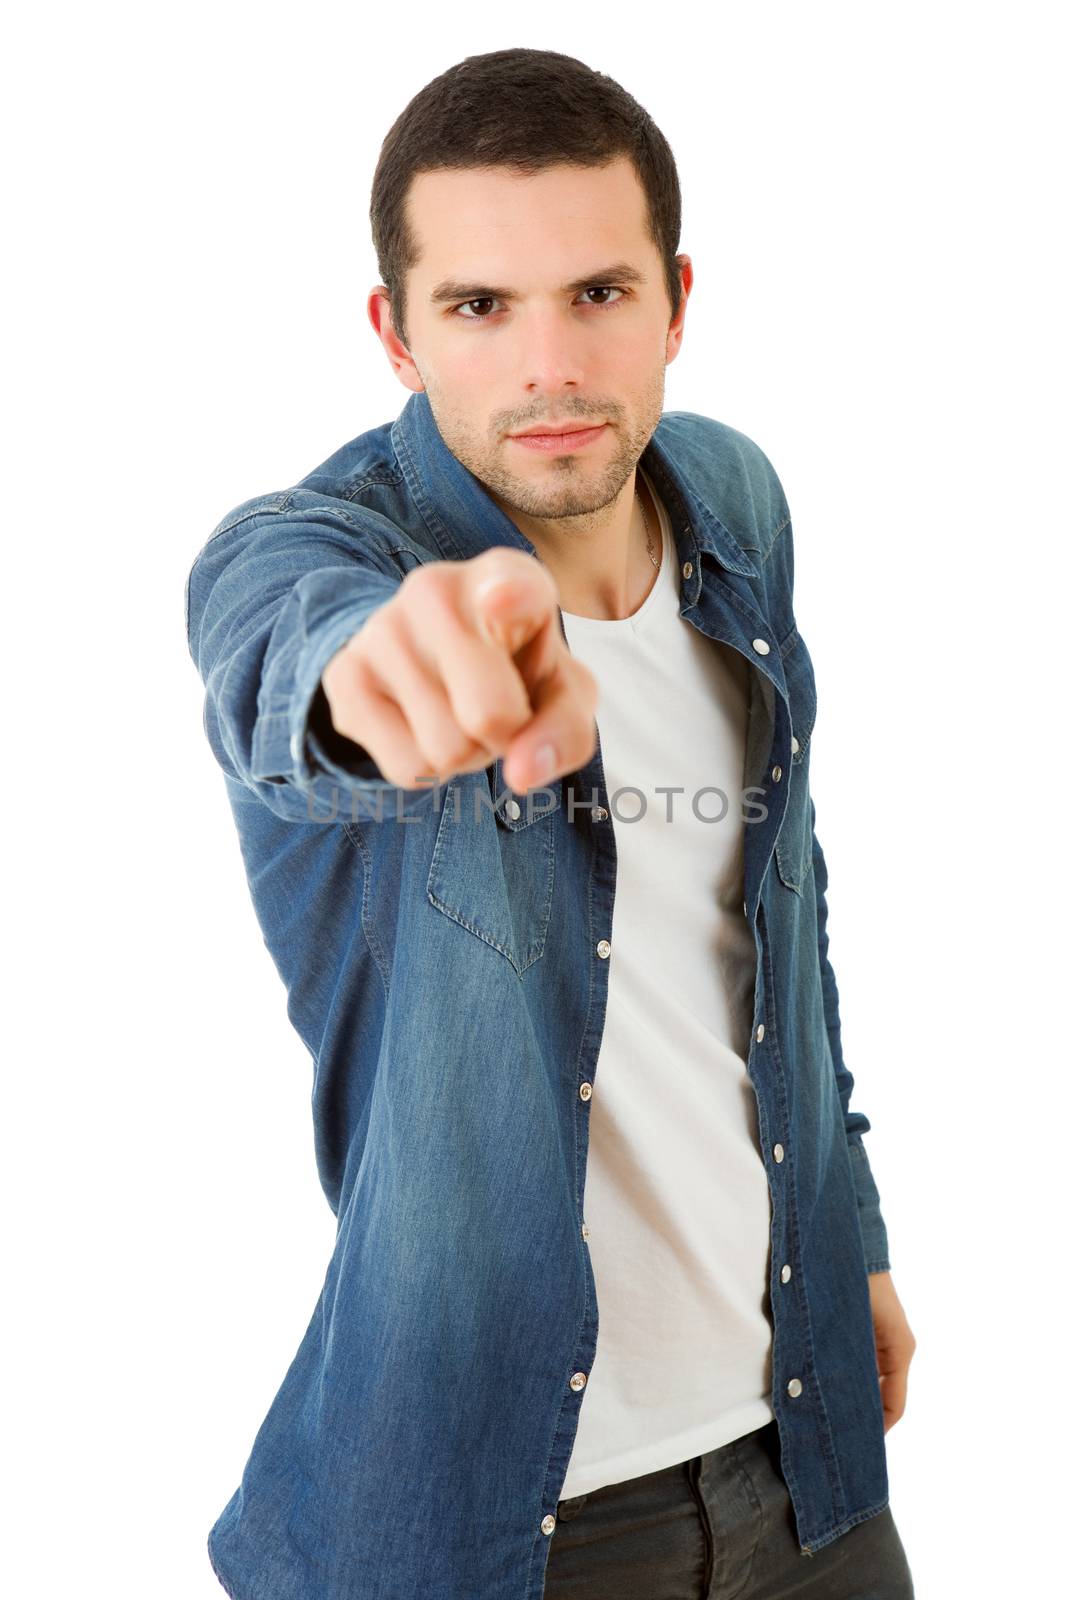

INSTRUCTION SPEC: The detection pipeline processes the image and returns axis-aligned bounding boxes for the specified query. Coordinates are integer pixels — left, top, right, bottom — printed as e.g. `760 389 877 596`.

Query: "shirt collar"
390 390 760 581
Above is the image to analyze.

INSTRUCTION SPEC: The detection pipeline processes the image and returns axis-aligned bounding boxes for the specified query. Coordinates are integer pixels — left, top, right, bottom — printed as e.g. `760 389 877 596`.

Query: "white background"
5 3 1063 1594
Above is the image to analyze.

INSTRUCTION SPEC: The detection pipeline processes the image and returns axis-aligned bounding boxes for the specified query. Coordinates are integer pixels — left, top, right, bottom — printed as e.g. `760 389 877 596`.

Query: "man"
186 46 916 1600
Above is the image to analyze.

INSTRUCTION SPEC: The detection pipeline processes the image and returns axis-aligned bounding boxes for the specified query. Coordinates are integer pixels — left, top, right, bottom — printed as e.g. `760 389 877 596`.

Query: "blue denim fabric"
186 391 894 1600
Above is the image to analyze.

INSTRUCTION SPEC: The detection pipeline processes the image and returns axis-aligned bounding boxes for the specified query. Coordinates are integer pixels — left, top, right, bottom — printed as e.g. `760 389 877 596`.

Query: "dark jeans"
544 1419 914 1599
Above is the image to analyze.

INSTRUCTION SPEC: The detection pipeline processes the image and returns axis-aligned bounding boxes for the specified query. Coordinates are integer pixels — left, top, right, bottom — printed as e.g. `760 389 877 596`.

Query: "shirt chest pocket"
426 758 558 976
774 626 818 894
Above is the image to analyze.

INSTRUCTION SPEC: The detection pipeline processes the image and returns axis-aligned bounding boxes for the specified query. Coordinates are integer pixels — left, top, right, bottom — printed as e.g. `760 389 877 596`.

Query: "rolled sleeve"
187 505 439 824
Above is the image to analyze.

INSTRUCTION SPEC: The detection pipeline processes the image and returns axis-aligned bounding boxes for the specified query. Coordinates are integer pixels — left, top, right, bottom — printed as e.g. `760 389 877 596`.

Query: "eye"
580 285 625 309
452 297 500 320
451 286 626 320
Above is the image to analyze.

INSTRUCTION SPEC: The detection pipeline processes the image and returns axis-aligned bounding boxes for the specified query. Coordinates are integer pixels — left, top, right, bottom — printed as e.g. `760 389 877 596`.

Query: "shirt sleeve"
810 799 892 1274
184 505 442 824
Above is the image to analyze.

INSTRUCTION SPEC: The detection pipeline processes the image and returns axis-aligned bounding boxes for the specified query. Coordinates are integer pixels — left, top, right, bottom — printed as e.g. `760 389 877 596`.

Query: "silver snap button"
753 638 771 655
773 1143 785 1163
682 560 693 579
569 1372 587 1391
787 1377 803 1398
541 1514 557 1535
505 798 521 820
579 1082 593 1101
780 1263 792 1283
596 939 611 958
756 1023 765 1042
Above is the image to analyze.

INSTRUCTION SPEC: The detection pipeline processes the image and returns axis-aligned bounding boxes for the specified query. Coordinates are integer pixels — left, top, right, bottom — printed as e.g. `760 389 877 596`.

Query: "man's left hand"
867 1271 916 1433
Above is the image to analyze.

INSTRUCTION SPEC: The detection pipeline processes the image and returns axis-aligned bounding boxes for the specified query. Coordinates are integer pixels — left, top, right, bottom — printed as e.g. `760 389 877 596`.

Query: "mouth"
508 423 608 454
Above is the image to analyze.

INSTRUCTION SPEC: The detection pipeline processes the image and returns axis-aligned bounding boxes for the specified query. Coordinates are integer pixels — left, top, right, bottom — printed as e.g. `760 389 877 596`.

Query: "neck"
521 469 661 621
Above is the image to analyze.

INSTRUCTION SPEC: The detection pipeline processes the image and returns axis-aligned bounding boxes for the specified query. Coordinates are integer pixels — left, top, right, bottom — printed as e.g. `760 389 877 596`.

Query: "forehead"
405 158 650 270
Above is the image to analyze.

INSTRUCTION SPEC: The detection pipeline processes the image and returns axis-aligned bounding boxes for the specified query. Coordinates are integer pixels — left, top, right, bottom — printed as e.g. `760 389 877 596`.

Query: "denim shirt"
186 390 893 1599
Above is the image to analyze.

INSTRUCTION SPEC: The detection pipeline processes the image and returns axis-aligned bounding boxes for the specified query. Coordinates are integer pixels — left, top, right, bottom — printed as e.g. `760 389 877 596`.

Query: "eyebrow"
428 261 649 306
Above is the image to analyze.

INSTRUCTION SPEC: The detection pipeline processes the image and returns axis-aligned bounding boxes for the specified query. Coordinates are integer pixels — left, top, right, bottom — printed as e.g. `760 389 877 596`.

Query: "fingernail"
534 742 557 782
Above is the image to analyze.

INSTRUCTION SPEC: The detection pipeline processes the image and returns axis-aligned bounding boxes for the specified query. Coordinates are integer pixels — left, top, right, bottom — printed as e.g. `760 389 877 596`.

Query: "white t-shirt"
556 464 775 1499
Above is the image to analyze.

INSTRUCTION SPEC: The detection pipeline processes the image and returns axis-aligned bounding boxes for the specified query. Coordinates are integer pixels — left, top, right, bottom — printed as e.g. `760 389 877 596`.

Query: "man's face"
390 157 689 524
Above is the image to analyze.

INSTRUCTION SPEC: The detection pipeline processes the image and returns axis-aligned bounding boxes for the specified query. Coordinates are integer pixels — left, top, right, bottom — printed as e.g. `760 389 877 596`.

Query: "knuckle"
382 589 417 630
339 647 373 691
406 559 451 599
396 759 436 789
323 636 358 693
459 700 511 748
420 731 468 777
401 558 432 591
359 600 394 643
330 710 359 744
327 668 375 742
363 606 403 657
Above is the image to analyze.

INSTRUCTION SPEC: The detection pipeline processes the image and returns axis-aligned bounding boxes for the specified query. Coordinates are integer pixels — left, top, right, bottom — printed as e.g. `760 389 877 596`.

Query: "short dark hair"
369 48 684 353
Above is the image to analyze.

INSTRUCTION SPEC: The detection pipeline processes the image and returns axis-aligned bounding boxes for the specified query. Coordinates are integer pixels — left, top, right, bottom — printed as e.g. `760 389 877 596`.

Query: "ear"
367 286 425 393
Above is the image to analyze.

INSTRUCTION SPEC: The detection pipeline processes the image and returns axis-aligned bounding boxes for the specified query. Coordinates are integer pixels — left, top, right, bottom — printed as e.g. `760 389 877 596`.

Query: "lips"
509 423 607 453
511 423 603 438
